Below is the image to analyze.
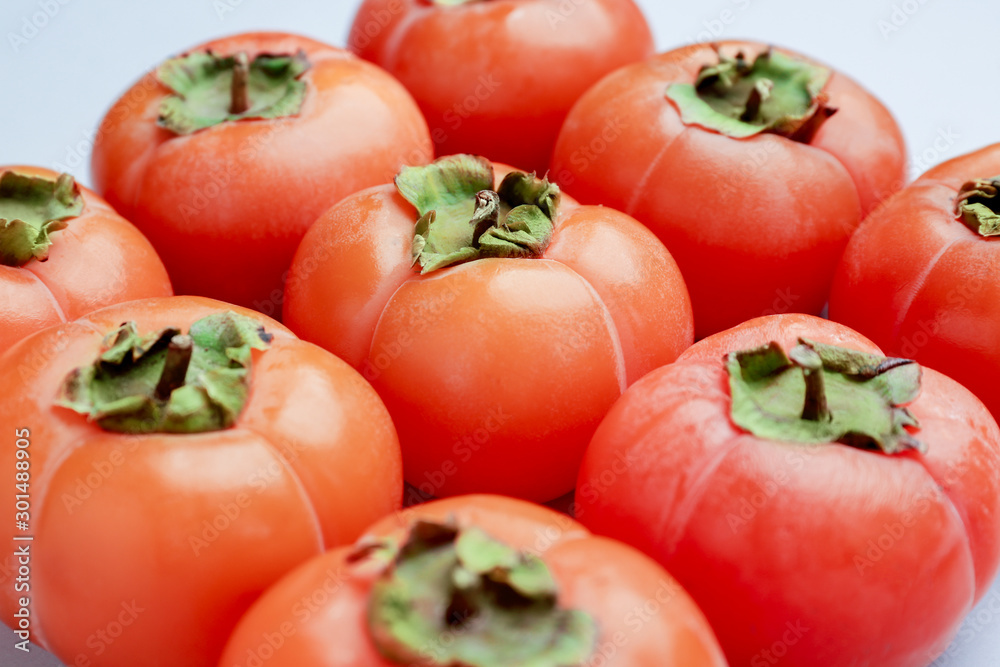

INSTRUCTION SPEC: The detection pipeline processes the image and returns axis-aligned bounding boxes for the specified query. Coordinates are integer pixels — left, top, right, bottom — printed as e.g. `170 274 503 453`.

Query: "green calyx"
57 312 272 434
362 520 597 667
728 339 926 455
0 171 82 267
157 50 310 135
666 48 836 142
956 176 1000 237
396 155 559 274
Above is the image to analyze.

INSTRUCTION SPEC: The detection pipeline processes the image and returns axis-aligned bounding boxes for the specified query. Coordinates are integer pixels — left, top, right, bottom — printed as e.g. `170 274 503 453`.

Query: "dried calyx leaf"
727 338 925 454
396 154 560 274
157 50 310 135
666 47 836 142
0 171 82 267
361 519 598 666
57 312 273 434
955 176 1000 237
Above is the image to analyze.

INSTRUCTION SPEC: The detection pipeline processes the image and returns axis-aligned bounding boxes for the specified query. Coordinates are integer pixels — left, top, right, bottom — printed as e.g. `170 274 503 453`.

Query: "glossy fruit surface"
350 0 654 174
92 32 432 314
577 314 1000 666
553 42 906 337
220 494 727 667
0 296 402 667
0 165 171 350
831 143 1000 418
284 156 693 502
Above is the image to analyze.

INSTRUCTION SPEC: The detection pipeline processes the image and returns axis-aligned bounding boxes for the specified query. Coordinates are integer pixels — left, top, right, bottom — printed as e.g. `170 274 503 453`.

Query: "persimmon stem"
789 345 829 422
666 49 836 143
471 190 500 240
801 366 829 421
727 339 925 454
158 51 309 135
365 521 597 665
58 314 272 434
741 80 773 123
154 335 193 400
397 155 558 274
230 52 251 115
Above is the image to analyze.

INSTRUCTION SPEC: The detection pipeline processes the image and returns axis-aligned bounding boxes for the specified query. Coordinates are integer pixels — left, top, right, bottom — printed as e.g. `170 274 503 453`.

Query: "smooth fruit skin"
219 495 727 667
349 0 654 174
283 163 694 502
0 297 402 667
830 143 1000 419
552 42 906 338
576 314 1000 666
91 32 432 315
0 165 171 350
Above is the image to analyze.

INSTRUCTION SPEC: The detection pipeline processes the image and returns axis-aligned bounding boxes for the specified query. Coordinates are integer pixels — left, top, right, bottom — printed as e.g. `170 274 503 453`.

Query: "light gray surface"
1 1 998 665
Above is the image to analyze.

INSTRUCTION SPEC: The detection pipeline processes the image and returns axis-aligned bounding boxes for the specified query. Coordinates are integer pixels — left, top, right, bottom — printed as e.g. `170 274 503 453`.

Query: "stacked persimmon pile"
3 2 999 666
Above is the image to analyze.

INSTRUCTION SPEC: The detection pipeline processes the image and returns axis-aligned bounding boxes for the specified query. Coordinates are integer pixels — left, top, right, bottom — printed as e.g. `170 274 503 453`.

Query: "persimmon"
577 314 1000 666
284 155 693 502
0 297 402 667
553 42 906 337
0 166 171 350
220 495 726 667
831 143 1000 419
92 32 432 314
349 0 654 174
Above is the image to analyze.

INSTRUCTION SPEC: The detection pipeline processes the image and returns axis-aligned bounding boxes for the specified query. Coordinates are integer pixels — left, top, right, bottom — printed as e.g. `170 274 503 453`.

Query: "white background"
1 0 998 665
